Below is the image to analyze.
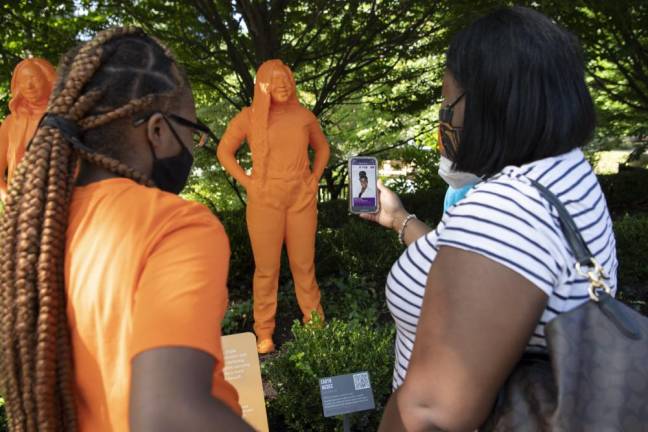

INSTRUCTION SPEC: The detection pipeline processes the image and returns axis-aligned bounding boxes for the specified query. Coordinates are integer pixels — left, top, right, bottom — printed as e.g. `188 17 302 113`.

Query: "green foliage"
3 1 647 213
0 4 646 429
101 0 449 206
316 219 401 284
104 0 443 113
218 210 255 294
221 187 446 298
321 274 389 325
439 0 648 137
264 317 395 432
0 396 5 432
400 187 447 224
222 298 253 336
597 169 648 217
0 1 108 117
316 199 352 229
613 215 648 314
219 169 647 322
383 143 446 195
536 0 648 137
182 147 246 213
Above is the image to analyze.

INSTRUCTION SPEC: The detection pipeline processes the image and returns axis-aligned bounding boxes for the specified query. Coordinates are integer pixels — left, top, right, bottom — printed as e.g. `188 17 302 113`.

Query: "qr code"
353 372 370 390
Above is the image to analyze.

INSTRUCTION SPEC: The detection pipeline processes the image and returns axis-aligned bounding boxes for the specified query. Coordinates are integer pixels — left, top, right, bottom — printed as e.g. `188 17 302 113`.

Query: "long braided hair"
0 27 186 431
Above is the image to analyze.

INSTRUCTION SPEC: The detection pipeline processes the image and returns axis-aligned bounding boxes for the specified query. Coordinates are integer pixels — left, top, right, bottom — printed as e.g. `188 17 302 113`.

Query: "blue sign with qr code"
319 371 375 417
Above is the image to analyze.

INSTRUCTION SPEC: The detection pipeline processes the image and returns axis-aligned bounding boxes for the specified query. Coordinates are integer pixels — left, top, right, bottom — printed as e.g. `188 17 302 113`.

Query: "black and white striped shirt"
386 148 618 389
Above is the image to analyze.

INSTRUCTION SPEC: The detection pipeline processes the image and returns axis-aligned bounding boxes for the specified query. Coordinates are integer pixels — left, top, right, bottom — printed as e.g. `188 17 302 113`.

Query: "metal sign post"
343 414 351 432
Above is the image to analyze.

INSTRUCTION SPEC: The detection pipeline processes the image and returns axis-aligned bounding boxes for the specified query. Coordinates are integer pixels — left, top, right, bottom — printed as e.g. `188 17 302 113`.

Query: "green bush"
316 219 402 285
220 188 446 299
219 211 255 293
598 169 648 217
317 199 351 229
613 215 648 314
383 144 445 195
222 272 390 347
220 173 647 310
614 215 648 286
222 281 304 337
400 187 446 224
0 397 6 432
222 298 253 335
321 274 389 325
264 317 395 432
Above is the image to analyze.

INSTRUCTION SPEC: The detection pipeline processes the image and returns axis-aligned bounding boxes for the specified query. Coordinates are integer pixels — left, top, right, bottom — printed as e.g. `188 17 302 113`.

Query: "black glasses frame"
439 92 465 125
133 111 218 147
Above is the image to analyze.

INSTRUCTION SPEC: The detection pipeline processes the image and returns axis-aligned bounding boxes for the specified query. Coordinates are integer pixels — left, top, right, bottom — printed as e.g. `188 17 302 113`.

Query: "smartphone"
348 156 379 214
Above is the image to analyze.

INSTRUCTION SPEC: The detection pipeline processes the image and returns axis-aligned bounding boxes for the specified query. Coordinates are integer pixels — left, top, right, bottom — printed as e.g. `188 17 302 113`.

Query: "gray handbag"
481 179 648 432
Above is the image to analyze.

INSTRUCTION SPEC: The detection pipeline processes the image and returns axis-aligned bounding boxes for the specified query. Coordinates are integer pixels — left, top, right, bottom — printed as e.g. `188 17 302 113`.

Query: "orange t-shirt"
65 178 240 431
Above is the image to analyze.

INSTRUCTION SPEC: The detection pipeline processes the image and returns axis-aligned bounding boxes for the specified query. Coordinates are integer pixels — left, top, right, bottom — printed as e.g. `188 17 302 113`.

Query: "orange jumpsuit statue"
218 59 330 354
0 58 57 200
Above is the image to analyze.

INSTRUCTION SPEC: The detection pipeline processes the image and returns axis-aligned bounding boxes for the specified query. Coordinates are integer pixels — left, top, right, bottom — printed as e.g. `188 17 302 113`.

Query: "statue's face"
17 64 48 104
270 68 292 104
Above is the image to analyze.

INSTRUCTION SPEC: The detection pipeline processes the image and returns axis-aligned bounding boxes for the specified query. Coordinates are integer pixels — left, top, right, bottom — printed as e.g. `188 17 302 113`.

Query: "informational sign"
319 371 376 417
222 332 269 432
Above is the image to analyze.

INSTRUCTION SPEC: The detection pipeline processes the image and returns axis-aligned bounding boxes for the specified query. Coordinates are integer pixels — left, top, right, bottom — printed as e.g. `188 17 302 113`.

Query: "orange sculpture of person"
218 59 330 354
0 58 57 199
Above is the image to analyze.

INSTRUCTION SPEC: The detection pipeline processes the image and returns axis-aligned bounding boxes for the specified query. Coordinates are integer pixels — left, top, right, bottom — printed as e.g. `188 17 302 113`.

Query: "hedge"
219 170 648 320
263 317 395 432
614 215 648 313
597 169 648 217
219 186 448 296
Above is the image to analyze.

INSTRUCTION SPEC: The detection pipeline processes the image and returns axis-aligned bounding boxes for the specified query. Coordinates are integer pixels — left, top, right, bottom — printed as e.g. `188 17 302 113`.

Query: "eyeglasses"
133 112 218 148
438 92 465 159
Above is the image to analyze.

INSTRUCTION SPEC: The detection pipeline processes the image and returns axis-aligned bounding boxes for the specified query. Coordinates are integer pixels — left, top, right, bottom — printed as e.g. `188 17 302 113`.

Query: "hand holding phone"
349 157 379 214
358 179 408 228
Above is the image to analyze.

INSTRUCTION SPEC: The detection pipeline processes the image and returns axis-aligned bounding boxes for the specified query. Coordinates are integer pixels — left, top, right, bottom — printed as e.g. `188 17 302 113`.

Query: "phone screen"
349 157 378 213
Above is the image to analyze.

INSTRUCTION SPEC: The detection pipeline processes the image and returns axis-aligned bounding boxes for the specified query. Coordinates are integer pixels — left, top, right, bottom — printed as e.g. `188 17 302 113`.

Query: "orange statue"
218 59 330 354
0 58 56 199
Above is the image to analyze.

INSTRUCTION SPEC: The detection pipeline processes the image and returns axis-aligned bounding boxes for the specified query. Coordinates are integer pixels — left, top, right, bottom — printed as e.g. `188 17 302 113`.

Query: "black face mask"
149 116 194 194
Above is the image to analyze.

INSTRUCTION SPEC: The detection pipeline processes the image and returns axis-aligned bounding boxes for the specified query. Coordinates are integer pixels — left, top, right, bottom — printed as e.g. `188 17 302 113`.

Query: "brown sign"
222 332 269 432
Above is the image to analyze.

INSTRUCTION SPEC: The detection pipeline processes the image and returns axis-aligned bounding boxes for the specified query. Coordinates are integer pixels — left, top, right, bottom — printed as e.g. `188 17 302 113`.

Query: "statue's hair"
0 27 186 431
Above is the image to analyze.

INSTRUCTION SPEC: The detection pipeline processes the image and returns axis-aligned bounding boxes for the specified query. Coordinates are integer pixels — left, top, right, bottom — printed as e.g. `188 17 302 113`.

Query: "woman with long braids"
0 28 253 431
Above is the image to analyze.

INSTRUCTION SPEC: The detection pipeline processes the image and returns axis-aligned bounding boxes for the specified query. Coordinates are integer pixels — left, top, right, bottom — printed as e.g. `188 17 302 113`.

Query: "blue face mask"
443 183 476 212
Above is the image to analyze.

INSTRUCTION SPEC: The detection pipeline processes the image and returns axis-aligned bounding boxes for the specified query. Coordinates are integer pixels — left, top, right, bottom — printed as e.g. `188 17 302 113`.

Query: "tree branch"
192 0 255 101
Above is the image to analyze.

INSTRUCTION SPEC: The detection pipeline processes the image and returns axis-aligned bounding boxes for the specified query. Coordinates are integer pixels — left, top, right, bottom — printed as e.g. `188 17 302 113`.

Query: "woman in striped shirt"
363 7 617 431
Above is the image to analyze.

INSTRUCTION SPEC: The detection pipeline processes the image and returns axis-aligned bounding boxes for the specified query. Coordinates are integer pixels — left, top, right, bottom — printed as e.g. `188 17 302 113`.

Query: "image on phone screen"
349 157 378 213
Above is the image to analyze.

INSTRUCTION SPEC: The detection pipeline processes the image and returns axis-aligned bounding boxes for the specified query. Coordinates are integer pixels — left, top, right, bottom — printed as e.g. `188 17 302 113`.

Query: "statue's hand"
244 176 262 201
306 174 319 194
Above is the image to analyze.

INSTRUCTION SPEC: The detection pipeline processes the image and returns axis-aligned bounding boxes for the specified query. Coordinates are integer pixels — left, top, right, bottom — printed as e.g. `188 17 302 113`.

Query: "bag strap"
528 179 592 265
527 178 612 301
